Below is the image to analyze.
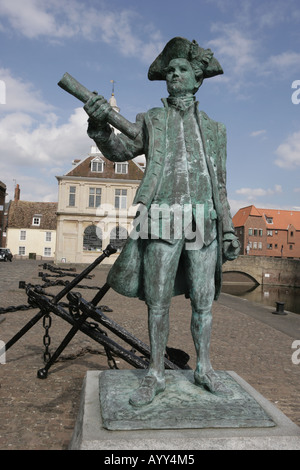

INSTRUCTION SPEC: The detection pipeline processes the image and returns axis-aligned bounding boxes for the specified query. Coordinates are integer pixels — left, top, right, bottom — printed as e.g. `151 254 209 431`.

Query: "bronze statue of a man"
84 37 240 407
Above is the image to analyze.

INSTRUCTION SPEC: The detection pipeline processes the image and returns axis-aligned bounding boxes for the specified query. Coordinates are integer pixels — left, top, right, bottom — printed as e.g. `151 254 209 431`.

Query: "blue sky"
0 0 300 215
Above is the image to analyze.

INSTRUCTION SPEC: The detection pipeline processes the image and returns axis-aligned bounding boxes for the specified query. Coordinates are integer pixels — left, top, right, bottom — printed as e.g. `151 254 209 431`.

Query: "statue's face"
166 58 199 97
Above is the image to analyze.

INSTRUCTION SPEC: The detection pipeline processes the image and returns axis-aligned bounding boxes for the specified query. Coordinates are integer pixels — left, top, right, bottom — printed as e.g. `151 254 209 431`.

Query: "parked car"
0 248 13 262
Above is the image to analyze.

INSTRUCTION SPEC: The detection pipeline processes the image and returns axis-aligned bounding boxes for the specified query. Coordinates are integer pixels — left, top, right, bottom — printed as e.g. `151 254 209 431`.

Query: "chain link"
0 259 127 371
0 304 33 314
42 313 52 363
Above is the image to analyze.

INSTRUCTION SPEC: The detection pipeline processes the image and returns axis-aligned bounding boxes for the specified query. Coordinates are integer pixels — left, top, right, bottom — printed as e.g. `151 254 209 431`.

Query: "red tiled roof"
259 208 300 230
232 205 262 227
233 205 300 230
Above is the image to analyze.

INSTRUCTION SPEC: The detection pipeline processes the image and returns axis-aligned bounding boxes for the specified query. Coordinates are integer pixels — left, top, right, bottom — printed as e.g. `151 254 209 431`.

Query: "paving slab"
1 261 299 450
69 370 300 450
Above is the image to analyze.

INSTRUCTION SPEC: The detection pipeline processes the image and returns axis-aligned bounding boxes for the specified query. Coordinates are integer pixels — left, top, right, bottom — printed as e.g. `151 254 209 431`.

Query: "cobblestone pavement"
0 259 299 450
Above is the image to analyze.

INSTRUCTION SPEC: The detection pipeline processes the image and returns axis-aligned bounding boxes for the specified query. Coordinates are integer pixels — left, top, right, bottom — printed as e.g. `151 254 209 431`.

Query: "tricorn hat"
148 37 223 81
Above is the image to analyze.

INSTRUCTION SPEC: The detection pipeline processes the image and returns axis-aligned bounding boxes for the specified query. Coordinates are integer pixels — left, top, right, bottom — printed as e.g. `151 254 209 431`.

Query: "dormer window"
115 162 128 174
265 215 273 224
32 216 41 226
91 157 104 173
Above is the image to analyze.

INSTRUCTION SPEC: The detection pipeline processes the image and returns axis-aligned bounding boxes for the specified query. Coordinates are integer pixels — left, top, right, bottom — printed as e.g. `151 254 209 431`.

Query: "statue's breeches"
143 238 218 310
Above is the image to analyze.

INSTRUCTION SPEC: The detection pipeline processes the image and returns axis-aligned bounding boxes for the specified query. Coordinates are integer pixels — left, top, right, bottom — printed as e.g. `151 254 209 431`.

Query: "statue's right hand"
84 95 110 125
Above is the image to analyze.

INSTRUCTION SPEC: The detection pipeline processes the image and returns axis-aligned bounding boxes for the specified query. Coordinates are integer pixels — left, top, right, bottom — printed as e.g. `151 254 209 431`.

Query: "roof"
258 208 300 230
65 154 144 181
233 205 300 230
8 201 58 230
232 205 262 227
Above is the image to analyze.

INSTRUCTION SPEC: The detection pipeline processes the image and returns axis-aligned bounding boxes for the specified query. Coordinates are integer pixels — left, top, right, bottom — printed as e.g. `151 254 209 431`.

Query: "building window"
253 229 257 236
248 228 253 236
253 242 257 250
19 246 25 255
91 159 104 173
69 186 76 207
265 216 273 224
115 163 128 174
290 231 294 237
45 232 52 242
110 226 128 252
289 244 293 250
32 217 41 226
258 242 262 250
44 247 52 257
259 229 263 236
89 188 102 208
267 230 273 236
267 243 273 249
83 225 102 251
20 230 26 241
115 189 127 209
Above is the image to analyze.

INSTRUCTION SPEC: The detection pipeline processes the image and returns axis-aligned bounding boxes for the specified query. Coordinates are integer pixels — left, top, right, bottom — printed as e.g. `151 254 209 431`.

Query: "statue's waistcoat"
133 106 223 218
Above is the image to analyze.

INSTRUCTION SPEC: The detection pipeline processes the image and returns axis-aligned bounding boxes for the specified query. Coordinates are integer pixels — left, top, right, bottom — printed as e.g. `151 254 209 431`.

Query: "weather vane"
110 79 116 95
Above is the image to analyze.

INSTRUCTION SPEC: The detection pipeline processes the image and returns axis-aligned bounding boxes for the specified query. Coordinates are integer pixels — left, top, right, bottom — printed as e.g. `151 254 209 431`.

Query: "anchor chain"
42 313 52 363
86 321 119 369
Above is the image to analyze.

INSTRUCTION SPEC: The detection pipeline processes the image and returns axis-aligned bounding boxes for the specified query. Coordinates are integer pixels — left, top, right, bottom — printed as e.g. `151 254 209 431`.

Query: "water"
222 283 300 314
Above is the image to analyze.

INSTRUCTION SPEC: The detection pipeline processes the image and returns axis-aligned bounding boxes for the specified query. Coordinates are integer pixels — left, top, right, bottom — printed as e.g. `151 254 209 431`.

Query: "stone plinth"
69 370 300 450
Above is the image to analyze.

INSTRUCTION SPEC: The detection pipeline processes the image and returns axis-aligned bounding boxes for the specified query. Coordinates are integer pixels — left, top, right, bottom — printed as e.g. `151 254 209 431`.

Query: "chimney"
14 184 20 202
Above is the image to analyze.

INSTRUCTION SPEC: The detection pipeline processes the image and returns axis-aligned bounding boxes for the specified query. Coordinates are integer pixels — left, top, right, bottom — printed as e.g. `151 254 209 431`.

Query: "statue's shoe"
129 375 165 407
194 370 232 396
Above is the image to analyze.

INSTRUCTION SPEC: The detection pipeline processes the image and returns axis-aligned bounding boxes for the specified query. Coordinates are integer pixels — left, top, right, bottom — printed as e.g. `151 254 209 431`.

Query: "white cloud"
0 106 90 201
250 130 267 138
0 104 88 168
275 130 300 169
229 198 252 216
0 0 85 39
229 196 294 217
236 185 282 199
0 0 58 38
0 68 91 202
266 52 300 77
0 0 163 63
207 4 300 92
208 24 258 86
0 67 53 114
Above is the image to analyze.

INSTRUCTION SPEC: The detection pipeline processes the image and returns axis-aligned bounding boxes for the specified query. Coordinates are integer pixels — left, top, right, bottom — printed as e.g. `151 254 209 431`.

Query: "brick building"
233 205 300 258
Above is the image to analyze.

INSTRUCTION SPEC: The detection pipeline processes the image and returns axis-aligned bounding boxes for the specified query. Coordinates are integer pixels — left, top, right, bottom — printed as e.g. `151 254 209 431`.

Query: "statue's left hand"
223 238 240 261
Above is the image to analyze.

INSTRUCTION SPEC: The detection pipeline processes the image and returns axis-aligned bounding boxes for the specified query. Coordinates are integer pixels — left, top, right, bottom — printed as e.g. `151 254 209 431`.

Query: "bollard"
272 301 287 315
